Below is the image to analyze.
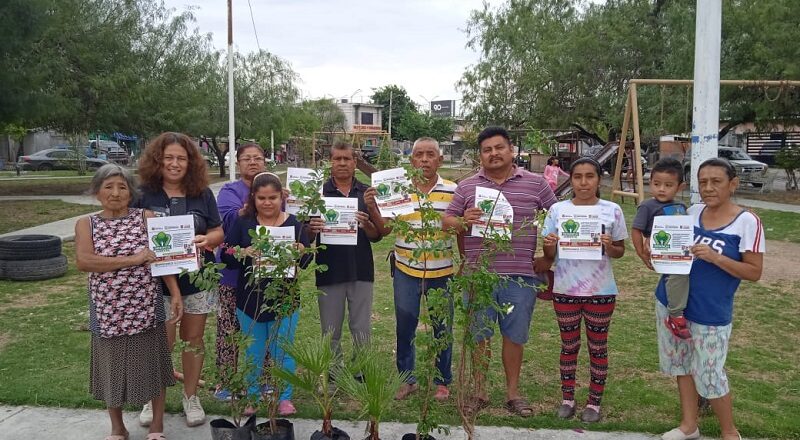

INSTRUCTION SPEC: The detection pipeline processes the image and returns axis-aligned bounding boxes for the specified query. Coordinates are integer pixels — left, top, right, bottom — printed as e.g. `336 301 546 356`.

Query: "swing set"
611 78 800 205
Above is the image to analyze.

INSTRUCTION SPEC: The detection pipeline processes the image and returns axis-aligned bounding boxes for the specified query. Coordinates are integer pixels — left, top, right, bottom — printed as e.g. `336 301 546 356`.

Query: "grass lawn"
0 202 797 438
0 200 99 234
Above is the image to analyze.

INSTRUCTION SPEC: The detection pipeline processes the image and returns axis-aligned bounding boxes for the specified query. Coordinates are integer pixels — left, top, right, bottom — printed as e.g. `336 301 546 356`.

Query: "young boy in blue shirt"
631 158 691 339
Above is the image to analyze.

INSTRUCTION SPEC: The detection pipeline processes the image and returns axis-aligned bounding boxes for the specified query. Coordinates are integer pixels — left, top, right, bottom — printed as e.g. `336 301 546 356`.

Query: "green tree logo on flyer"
478 199 494 214
652 230 671 250
561 219 580 237
324 208 340 224
376 182 391 199
151 231 172 251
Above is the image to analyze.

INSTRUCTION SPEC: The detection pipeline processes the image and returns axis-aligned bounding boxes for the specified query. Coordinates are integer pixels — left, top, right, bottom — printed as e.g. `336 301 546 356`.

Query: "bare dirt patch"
761 240 800 282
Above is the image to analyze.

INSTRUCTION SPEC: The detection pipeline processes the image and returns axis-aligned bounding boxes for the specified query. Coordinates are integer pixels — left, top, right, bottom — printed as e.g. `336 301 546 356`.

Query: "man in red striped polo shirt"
443 126 557 417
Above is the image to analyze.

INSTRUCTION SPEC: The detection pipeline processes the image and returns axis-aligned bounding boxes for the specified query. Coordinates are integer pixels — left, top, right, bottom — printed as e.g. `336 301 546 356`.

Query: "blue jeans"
236 309 299 401
393 270 453 385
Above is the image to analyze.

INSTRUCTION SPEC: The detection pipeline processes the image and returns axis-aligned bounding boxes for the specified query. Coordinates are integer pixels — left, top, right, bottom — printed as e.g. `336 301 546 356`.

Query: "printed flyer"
650 215 694 275
319 197 359 245
471 187 514 239
556 205 603 260
286 167 320 215
147 214 199 276
371 167 415 217
253 225 296 278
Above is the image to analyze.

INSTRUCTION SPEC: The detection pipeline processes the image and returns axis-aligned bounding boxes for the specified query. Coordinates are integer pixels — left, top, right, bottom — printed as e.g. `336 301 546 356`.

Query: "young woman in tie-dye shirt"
542 157 628 424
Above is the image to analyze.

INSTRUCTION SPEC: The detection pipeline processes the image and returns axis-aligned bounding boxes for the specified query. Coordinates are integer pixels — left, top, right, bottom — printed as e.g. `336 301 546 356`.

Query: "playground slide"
553 142 620 198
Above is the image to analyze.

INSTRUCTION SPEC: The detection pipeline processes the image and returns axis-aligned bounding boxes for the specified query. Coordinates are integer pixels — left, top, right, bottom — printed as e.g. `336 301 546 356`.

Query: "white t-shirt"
542 199 628 296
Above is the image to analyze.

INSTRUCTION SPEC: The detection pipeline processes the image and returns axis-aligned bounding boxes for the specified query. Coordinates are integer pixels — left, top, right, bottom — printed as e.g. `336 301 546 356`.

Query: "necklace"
257 212 283 227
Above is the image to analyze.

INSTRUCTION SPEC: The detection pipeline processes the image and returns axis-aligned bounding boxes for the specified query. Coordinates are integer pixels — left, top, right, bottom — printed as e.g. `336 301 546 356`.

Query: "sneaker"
139 402 153 427
557 402 575 419
666 316 692 339
213 387 232 402
182 394 206 427
580 406 602 423
433 385 449 402
278 400 297 416
661 427 700 440
394 383 419 400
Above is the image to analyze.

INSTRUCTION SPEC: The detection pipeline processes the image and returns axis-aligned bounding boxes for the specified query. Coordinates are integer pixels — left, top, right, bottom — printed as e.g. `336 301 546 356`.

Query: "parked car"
461 150 478 166
88 140 129 165
16 148 109 171
682 146 768 184
360 145 379 163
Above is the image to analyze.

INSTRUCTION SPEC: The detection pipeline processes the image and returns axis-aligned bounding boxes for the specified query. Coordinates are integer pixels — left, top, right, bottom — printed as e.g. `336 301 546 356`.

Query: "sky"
162 0 506 111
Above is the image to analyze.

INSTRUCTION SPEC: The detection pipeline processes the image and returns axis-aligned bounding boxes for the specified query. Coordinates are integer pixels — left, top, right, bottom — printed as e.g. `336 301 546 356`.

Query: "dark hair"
138 132 208 197
547 156 558 166
243 172 283 218
331 141 355 158
477 126 511 147
651 157 684 183
236 143 265 161
569 157 602 198
698 158 736 180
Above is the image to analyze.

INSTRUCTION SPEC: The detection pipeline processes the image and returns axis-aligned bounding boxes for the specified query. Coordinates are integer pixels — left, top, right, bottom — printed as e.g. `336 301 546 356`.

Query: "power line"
247 0 261 51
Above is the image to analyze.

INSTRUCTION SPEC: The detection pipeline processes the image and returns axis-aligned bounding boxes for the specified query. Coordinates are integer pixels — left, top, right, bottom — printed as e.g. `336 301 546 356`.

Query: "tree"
371 85 418 139
302 99 347 133
459 0 800 138
395 111 454 143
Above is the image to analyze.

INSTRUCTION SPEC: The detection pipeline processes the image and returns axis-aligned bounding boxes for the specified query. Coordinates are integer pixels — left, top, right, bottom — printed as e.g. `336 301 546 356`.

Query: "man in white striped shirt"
367 137 456 402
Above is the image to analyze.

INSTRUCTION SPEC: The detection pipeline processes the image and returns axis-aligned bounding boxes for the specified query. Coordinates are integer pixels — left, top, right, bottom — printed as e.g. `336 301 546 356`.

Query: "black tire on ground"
3 254 68 281
37 163 53 171
0 234 62 260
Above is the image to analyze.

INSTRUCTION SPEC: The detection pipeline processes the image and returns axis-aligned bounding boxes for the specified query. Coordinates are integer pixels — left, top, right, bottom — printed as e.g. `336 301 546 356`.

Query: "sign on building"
430 100 455 117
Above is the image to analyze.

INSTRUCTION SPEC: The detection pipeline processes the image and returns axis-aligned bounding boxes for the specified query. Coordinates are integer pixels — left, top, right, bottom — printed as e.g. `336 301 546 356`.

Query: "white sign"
286 167 319 215
253 225 296 278
147 214 199 276
320 197 359 246
557 205 603 260
471 187 514 239
650 215 695 275
371 168 414 217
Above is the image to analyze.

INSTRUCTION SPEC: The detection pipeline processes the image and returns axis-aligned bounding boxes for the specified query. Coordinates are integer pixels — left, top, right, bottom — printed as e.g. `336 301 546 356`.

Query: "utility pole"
388 90 393 138
227 0 236 181
270 130 275 162
690 0 722 203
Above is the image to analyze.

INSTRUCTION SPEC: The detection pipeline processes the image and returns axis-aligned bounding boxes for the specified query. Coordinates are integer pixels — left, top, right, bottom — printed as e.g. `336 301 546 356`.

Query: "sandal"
462 397 490 417
505 398 534 417
145 434 166 440
104 435 129 440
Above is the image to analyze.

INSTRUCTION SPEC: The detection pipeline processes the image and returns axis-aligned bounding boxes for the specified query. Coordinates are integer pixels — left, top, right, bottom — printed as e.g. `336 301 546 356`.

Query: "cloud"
164 0 504 107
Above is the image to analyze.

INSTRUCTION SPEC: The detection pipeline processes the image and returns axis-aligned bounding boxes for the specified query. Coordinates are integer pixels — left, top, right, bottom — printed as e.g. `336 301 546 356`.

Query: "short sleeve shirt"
656 204 765 326
632 198 688 237
133 187 222 296
542 199 628 296
445 166 557 277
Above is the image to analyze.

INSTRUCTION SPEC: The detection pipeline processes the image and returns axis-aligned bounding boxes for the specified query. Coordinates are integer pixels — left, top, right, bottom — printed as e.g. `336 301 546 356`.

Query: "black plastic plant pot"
401 434 436 440
209 415 256 440
253 419 295 440
310 427 350 440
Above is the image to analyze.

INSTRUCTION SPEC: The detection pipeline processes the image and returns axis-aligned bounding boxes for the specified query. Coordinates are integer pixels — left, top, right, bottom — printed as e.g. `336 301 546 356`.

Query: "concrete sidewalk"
0 405 663 440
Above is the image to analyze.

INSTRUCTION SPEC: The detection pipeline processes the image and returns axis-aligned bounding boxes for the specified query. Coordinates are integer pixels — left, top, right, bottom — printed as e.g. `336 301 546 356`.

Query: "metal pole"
227 0 236 181
388 90 393 138
690 0 722 203
270 130 275 161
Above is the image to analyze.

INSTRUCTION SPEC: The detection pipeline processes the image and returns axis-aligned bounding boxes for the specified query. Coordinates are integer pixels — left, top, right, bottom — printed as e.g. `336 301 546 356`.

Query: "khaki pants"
318 281 373 359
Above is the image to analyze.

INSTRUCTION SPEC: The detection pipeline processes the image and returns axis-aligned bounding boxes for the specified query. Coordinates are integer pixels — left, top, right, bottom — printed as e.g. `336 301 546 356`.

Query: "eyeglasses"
238 156 265 163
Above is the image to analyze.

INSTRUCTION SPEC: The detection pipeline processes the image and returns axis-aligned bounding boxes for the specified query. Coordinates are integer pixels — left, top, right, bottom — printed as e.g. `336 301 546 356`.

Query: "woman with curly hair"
134 132 224 428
